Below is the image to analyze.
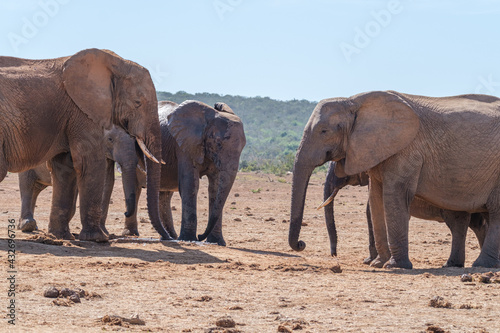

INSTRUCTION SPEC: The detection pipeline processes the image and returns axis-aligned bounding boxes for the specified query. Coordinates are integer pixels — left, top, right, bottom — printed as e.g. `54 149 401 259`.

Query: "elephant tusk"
316 188 340 210
137 138 161 164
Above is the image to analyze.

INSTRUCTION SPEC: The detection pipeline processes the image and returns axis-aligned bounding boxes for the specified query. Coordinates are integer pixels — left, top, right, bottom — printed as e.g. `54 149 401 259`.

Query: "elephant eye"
321 129 328 134
134 100 142 108
108 137 113 142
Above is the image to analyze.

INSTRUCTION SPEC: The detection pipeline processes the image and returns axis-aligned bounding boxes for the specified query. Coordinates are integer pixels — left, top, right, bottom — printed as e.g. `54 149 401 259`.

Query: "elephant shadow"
11 239 225 265
359 267 500 277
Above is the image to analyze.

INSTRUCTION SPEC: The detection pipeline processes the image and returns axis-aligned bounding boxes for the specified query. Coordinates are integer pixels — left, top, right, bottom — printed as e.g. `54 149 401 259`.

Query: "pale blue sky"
1 0 500 101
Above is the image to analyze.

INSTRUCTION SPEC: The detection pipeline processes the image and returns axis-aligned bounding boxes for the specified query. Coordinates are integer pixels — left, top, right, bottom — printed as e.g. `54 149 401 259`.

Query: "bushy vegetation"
157 91 327 175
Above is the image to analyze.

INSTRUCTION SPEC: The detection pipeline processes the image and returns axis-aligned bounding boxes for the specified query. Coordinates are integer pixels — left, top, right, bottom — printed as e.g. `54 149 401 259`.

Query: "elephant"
17 126 141 235
0 48 172 241
120 100 246 245
289 90 500 268
321 161 489 268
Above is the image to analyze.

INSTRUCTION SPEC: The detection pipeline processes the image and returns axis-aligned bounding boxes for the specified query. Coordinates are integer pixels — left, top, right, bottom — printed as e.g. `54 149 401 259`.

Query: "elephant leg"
71 148 108 242
205 173 223 245
469 213 487 249
382 179 417 269
18 171 45 232
48 153 78 240
0 151 7 183
100 159 115 235
442 211 470 268
177 157 199 242
363 200 379 265
367 178 390 268
160 191 177 239
473 205 500 267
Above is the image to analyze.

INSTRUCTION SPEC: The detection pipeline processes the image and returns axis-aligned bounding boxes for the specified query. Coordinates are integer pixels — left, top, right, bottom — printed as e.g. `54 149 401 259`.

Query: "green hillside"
157 91 319 174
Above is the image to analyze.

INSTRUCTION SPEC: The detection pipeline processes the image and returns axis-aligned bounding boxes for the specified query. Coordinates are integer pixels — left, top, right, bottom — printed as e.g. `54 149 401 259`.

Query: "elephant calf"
322 161 488 268
18 126 139 236
121 100 246 246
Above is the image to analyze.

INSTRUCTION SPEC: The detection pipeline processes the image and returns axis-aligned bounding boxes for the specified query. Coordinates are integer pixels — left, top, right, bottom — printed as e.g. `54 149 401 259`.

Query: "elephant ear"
344 91 420 175
62 49 114 129
167 101 214 165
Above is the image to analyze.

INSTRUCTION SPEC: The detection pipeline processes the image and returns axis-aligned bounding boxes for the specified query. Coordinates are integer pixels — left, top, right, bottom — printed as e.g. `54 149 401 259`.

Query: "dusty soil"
1 171 499 332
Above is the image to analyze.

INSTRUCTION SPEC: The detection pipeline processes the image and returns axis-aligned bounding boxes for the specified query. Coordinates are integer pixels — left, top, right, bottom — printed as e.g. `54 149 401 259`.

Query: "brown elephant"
120 100 246 245
321 161 489 268
17 126 141 235
289 91 500 268
0 48 171 241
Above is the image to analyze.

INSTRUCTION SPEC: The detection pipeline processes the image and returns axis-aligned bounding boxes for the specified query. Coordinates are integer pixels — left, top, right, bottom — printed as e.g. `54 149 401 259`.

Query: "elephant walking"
322 161 488 268
290 91 500 268
0 49 171 241
121 100 246 245
18 127 140 235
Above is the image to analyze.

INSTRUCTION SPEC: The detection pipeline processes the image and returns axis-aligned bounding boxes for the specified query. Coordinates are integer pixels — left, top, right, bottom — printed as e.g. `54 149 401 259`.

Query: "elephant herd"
2 49 499 269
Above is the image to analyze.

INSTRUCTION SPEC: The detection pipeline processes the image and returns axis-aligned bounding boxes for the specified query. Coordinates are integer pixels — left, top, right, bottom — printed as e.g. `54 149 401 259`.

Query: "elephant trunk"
289 155 316 252
120 162 137 218
144 132 172 240
324 162 338 256
198 169 236 242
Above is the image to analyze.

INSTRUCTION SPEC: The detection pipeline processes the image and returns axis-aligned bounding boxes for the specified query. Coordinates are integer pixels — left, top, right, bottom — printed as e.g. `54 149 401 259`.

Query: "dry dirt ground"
1 171 499 332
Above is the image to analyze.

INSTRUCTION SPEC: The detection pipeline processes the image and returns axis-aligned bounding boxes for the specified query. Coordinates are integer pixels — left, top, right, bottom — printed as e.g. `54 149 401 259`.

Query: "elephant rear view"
123 100 246 245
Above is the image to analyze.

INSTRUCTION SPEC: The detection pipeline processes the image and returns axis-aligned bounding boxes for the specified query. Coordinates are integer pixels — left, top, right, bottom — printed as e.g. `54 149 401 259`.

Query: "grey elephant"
121 100 246 245
18 126 140 235
0 48 172 241
321 161 488 268
289 91 500 268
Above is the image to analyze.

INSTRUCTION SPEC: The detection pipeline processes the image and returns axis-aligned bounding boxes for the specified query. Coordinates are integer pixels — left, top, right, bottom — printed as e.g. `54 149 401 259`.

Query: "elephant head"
167 101 246 243
62 48 171 240
289 91 420 251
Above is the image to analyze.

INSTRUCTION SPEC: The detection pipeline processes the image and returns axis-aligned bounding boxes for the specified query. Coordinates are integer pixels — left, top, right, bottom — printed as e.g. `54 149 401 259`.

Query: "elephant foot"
442 260 464 268
18 219 38 232
49 228 75 241
369 255 388 268
79 227 109 242
178 230 197 242
205 233 226 246
472 255 500 268
122 228 139 237
363 255 376 265
383 257 413 269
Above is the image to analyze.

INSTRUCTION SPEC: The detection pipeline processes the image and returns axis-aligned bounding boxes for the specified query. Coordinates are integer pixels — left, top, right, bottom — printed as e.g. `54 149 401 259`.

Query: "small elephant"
322 161 488 268
18 126 140 236
0 49 170 242
290 91 500 268
122 100 246 245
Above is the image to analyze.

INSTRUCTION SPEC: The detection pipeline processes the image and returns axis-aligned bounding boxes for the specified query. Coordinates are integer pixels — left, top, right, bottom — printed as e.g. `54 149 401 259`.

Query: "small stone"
292 323 303 330
234 218 242 222
479 274 491 284
429 296 452 308
215 316 236 328
60 288 75 297
330 265 342 273
234 193 240 197
80 282 87 286
460 274 473 282
43 286 59 298
69 293 81 303
129 314 146 325
278 325 292 332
